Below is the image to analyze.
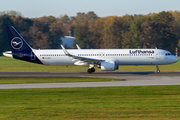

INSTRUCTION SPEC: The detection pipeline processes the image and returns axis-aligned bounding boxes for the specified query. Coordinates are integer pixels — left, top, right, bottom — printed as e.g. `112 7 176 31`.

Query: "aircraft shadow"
80 71 156 75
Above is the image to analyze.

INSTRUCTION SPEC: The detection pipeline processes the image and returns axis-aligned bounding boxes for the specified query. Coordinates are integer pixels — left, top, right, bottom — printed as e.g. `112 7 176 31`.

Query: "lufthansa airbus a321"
3 26 178 73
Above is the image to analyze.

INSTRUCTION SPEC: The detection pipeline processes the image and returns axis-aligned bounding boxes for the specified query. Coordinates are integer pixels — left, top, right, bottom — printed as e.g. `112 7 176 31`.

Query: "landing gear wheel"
156 65 160 73
91 68 95 73
87 69 92 74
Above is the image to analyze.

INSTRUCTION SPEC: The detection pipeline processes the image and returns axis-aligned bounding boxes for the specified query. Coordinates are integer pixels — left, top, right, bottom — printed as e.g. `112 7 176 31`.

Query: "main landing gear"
87 67 95 74
156 65 160 73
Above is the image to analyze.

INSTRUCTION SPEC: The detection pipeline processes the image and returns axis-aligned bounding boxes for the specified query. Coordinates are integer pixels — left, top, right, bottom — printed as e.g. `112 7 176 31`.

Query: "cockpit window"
165 53 172 56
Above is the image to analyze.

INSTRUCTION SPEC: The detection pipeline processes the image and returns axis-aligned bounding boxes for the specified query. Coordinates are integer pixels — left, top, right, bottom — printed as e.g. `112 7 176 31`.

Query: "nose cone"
172 56 178 63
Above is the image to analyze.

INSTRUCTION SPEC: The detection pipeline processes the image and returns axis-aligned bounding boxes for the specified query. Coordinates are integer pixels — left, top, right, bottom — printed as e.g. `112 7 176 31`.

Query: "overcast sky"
0 0 180 18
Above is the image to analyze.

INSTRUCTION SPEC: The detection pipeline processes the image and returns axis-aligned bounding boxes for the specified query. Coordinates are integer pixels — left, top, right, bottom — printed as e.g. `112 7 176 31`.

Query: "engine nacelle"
101 61 119 71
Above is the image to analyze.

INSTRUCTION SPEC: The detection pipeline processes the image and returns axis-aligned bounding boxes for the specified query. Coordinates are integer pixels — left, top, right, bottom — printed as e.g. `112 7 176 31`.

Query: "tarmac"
0 71 179 89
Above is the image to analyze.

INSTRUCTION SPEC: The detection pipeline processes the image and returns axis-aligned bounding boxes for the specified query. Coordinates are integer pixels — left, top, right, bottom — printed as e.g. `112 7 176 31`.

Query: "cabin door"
156 49 160 60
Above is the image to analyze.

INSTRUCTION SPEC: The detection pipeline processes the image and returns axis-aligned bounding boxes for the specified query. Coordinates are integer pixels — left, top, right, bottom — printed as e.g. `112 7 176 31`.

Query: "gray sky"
0 0 180 18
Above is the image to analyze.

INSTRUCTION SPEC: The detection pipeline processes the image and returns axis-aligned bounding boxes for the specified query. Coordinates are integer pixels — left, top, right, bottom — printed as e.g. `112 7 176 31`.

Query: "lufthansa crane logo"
11 37 23 49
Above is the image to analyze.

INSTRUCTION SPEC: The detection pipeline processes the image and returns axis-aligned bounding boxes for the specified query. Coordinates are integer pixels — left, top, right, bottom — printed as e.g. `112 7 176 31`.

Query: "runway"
0 71 180 89
1 71 180 78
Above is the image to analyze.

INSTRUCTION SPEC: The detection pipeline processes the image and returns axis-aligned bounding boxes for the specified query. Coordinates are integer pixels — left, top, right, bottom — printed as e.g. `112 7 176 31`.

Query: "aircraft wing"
61 45 104 63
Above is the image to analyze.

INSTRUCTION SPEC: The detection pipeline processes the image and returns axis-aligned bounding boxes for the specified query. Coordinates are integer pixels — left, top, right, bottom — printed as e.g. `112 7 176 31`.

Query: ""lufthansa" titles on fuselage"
129 50 155 54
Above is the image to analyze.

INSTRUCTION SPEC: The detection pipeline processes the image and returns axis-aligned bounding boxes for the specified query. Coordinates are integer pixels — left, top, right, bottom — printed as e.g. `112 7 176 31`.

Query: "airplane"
3 26 178 73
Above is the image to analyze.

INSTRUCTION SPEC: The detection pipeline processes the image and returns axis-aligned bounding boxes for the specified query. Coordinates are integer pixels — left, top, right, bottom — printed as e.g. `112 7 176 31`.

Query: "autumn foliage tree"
0 10 180 55
0 15 13 55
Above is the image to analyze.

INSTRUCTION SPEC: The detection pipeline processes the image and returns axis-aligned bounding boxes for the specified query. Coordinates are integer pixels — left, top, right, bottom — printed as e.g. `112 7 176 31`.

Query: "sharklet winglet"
76 44 81 50
61 45 70 56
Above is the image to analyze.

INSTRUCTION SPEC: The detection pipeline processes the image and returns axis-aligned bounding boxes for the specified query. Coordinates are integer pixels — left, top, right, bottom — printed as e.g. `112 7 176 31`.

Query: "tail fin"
6 26 32 52
5 26 43 64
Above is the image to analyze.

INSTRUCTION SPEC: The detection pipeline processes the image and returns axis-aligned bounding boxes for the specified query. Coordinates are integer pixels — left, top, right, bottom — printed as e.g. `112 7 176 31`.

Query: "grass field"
0 57 180 120
0 56 180 72
0 85 180 120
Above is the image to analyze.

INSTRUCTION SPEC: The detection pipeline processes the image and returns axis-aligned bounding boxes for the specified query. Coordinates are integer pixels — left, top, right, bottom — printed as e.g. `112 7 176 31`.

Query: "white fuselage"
32 48 178 66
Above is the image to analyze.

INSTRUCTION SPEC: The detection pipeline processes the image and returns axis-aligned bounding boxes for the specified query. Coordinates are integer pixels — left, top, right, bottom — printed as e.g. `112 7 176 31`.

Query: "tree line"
0 10 180 55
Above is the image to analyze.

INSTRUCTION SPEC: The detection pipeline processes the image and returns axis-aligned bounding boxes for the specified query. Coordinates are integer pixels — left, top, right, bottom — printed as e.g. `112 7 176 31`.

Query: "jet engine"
100 61 119 71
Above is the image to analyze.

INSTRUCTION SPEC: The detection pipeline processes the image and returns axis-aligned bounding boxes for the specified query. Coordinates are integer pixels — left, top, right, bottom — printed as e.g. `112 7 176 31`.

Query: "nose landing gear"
156 65 160 73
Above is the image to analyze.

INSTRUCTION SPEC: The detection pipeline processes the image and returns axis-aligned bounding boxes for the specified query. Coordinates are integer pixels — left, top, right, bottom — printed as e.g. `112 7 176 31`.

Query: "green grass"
0 77 124 84
0 85 180 120
1 56 180 72
0 57 87 71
